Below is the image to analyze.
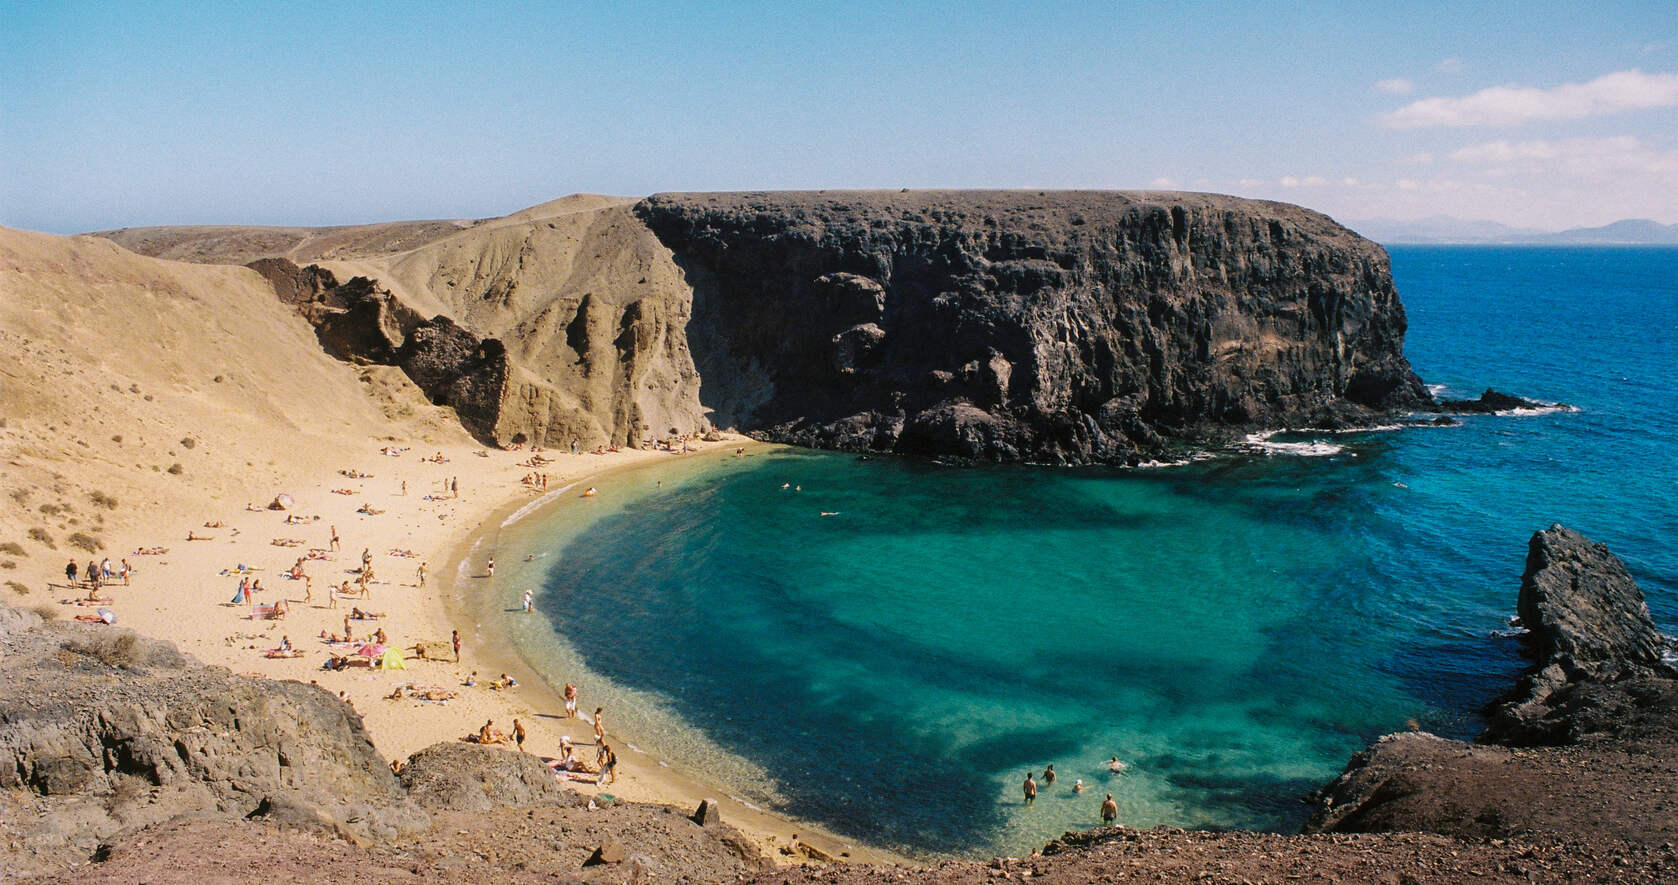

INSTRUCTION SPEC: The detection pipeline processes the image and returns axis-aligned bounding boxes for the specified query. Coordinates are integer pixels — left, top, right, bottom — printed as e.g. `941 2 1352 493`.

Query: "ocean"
484 246 1677 859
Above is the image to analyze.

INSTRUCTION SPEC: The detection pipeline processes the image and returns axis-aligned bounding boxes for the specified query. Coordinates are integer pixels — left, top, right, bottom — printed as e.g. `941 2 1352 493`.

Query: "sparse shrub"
6 580 25 594
32 604 57 621
129 383 140 393
213 375 224 383
90 491 118 510
68 532 102 553
2 561 15 569
166 463 183 475
111 434 123 444
75 632 144 669
8 488 28 505
180 437 196 449
143 394 153 402
27 527 54 549
38 503 62 515
0 541 24 556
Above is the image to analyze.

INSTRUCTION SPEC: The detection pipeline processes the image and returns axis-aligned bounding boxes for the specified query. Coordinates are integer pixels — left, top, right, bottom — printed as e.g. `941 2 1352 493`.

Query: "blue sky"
2 1 1674 233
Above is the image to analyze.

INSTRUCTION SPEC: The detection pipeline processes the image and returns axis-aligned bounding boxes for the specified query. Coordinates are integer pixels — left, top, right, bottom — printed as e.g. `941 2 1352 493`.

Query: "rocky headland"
96 190 1437 463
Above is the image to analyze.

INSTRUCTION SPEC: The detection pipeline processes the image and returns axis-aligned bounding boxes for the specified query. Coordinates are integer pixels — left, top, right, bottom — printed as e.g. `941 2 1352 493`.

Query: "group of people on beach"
1023 757 1128 824
65 557 131 590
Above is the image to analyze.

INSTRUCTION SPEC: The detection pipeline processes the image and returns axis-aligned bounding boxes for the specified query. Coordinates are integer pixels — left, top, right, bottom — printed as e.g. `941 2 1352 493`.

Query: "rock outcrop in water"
1485 524 1675 744
1304 525 1678 845
637 191 1431 462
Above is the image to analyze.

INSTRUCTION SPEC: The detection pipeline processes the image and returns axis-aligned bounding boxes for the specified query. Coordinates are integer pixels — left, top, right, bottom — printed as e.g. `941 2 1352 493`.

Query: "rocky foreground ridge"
98 191 1434 463
4 525 1673 882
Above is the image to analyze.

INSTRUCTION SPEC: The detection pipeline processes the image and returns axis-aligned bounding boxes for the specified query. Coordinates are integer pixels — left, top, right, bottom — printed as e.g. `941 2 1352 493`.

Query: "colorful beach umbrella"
355 643 385 658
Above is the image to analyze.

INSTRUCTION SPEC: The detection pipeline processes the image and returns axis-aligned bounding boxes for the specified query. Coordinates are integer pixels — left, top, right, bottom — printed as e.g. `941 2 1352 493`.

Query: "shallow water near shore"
490 247 1677 859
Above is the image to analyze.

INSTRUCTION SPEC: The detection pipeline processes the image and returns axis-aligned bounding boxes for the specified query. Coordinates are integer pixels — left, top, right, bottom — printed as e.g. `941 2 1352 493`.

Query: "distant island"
1344 215 1678 246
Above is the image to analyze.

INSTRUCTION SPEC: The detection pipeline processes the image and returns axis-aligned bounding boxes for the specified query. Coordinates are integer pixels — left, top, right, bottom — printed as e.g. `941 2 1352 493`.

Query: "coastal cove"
478 246 1678 860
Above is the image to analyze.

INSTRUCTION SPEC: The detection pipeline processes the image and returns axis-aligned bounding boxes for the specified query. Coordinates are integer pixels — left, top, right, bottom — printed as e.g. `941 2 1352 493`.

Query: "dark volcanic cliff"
96 191 1432 463
637 191 1429 463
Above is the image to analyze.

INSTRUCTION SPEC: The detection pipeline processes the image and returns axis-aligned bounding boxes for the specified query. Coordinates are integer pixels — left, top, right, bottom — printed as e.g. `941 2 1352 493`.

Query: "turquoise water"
498 247 1677 859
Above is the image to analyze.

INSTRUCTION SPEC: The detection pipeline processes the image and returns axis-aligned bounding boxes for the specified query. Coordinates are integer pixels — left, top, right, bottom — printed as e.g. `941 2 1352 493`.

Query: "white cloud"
1435 58 1463 74
1279 175 1329 187
1449 135 1678 178
1374 78 1415 95
1381 69 1678 128
1149 177 1177 189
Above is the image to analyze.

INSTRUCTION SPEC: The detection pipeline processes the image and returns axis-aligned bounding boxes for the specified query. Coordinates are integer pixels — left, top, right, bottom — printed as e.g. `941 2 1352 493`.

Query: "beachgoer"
1101 793 1118 824
1043 764 1056 785
465 671 477 687
563 682 578 717
417 562 426 586
598 742 617 785
513 718 527 752
361 548 372 570
303 575 313 603
522 589 533 613
478 720 499 744
486 557 494 577
1107 756 1128 774
593 707 607 761
1073 778 1086 793
451 629 461 662
66 560 77 585
1023 772 1037 803
121 559 132 585
329 525 340 551
100 557 112 580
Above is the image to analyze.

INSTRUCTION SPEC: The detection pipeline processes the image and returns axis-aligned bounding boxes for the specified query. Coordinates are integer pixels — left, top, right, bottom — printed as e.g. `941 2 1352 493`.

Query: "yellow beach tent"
379 647 407 670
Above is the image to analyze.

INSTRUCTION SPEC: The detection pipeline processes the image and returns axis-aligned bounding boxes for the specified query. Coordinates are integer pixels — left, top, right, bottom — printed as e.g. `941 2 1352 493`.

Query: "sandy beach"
42 435 887 862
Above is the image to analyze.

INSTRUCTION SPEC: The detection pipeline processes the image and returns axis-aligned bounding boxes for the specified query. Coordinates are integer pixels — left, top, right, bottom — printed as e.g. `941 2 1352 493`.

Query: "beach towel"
230 584 246 604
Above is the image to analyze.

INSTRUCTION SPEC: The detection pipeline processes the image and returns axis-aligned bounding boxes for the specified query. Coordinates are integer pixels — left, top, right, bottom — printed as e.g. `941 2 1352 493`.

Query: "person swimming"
1108 756 1128 774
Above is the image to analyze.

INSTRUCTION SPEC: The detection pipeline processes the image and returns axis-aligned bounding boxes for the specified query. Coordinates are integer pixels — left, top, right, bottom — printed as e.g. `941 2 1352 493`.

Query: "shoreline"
436 443 902 865
28 430 899 867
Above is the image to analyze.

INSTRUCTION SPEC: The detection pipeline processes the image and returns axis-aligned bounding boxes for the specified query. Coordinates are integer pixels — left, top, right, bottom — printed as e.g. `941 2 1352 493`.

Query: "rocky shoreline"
4 524 1671 882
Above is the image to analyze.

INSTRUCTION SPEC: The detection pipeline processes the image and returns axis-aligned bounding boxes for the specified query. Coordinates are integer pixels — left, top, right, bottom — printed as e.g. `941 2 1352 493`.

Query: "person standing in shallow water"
1023 772 1037 803
1043 763 1056 786
1101 793 1118 824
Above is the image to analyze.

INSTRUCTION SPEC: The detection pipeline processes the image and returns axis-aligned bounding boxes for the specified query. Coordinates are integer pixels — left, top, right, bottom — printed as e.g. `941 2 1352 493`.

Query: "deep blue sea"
487 247 1677 859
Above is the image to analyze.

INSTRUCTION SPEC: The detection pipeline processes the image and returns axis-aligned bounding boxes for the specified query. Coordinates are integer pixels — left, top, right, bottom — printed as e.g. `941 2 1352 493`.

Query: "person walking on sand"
121 559 132 586
598 742 617 786
1023 772 1037 804
303 575 313 604
66 559 77 587
513 718 527 752
1101 793 1118 824
451 629 461 662
593 707 607 761
329 525 340 551
563 682 578 717
417 561 426 587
